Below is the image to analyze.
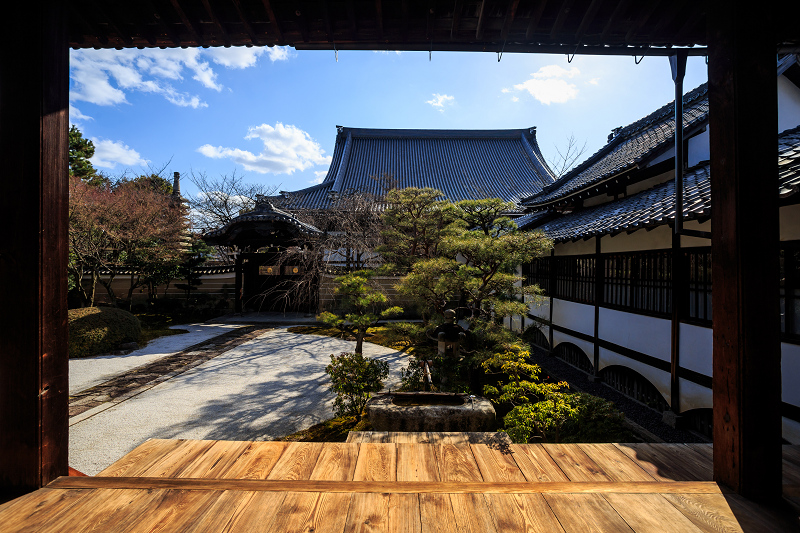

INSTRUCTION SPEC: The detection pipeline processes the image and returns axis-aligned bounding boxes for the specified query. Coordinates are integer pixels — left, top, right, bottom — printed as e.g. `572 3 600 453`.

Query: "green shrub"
326 352 389 419
383 321 426 348
503 392 629 443
68 307 142 358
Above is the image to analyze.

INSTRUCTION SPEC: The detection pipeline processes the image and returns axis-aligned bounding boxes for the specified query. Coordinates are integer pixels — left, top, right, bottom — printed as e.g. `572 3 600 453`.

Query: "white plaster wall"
647 147 673 167
601 226 672 253
598 347 671 406
528 298 549 321
680 220 712 248
687 128 710 167
679 323 713 376
598 307 671 363
678 378 712 413
626 170 673 196
553 330 595 361
782 342 800 407
552 299 595 337
554 239 595 256
780 204 800 242
784 418 800 445
779 76 800 133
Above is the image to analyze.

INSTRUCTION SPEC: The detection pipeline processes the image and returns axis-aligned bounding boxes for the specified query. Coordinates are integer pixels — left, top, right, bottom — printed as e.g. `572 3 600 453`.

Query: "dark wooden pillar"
591 236 602 381
235 255 244 313
708 2 781 500
0 1 69 493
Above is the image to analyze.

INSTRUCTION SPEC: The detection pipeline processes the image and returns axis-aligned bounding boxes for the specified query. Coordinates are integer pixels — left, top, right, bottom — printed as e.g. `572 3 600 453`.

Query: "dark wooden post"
708 3 781 500
591 236 602 381
0 1 69 494
235 255 244 313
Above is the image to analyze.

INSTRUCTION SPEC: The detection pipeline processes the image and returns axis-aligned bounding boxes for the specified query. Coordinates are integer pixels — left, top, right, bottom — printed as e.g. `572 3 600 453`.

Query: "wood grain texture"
388 493 421 533
661 493 746 533
420 493 458 533
115 489 221 533
397 444 439 482
177 440 252 478
97 439 184 477
486 493 566 533
544 443 613 482
603 493 704 532
137 439 218 477
615 443 709 482
47 477 726 494
578 443 657 482
354 444 397 482
310 443 359 481
470 444 527 483
448 493 499 533
345 492 390 533
515 493 567 532
36 488 156 533
268 442 323 480
0 488 89 532
436 444 483 482
182 491 258 533
511 444 570 482
222 441 287 479
220 491 286 532
544 493 635 533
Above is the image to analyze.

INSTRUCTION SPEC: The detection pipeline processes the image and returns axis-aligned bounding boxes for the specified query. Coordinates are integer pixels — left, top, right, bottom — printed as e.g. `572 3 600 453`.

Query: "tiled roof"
203 199 322 245
274 127 555 210
779 125 800 197
523 84 709 207
527 126 800 242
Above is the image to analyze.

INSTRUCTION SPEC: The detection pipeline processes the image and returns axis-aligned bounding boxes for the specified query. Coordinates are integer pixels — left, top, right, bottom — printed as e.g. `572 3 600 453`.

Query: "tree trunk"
355 330 364 355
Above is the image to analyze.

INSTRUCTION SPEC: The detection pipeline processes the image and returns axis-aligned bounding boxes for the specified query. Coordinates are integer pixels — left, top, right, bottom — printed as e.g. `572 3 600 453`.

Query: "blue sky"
69 47 707 199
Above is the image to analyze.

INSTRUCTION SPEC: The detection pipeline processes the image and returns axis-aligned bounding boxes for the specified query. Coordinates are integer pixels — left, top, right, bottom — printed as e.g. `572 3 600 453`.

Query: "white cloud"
69 103 93 124
312 170 328 184
69 47 287 109
501 88 511 93
198 122 332 175
510 65 581 105
589 77 600 85
90 138 148 169
426 93 455 112
511 96 519 102
373 50 403 55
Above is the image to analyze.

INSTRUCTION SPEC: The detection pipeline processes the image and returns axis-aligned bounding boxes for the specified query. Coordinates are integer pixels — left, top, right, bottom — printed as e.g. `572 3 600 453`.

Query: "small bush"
503 392 629 443
326 352 389 419
68 307 142 358
383 321 426 348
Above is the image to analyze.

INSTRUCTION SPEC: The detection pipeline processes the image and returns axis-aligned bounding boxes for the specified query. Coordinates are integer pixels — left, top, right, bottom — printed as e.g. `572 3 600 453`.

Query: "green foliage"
318 270 402 354
326 352 389 419
503 392 629 443
382 321 427 348
481 348 568 406
68 306 142 358
68 125 106 186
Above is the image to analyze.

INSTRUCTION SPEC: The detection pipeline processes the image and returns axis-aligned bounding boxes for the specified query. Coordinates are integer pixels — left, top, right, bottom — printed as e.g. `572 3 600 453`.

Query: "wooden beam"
601 0 630 40
142 0 182 47
375 0 383 40
500 0 520 41
450 0 462 41
201 0 230 46
575 0 604 41
625 0 662 43
708 1 781 501
475 0 487 40
230 0 261 45
0 0 69 495
525 0 548 40
169 0 204 45
260 0 283 42
550 0 574 40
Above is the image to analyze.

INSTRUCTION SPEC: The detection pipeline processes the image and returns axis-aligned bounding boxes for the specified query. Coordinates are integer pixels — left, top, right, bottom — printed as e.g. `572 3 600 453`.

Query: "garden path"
68 328 409 475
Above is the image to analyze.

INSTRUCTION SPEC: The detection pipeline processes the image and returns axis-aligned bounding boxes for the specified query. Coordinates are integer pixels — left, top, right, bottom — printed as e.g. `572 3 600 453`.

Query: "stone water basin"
366 392 495 432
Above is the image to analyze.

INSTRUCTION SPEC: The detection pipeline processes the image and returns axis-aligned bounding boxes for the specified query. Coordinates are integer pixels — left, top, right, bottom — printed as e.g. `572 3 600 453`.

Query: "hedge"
68 307 142 358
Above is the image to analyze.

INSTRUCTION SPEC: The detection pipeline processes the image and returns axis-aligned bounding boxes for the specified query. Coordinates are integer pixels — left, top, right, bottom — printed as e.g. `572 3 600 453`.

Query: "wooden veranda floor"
2 433 799 532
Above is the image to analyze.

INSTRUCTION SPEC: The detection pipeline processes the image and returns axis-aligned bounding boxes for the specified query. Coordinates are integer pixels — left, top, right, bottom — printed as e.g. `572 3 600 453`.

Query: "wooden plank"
0 0 69 492
723 492 800 532
310 443 359 481
388 432 431 443
268 442 323 480
48 477 726 494
603 493 705 532
267 492 353 533
115 489 222 533
97 439 184 477
436 444 483 482
397 444 440 482
388 493 421 533
137 439 218 477
177 440 252 478
543 444 613 482
615 444 710 482
439 432 470 445
544 494 635 532
222 441 287 479
449 493 499 533
183 491 259 533
0 488 89 532
358 432 390 443
661 493 746 533
486 493 566 532
470 444 527 482
354 443 397 481
420 493 458 533
345 492 390 532
578 443 657 482
36 488 161 533
511 444 570 482
708 1 782 500
219 491 286 532
346 432 363 443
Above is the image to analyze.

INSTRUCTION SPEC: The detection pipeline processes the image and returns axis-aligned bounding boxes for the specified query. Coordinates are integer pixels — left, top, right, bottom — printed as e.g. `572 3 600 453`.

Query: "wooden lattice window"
552 255 595 304
685 247 712 324
522 257 551 294
603 250 671 317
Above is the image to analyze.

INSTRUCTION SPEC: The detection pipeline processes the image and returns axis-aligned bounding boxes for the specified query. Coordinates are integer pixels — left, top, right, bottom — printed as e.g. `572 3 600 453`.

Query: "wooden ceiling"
68 0 724 56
